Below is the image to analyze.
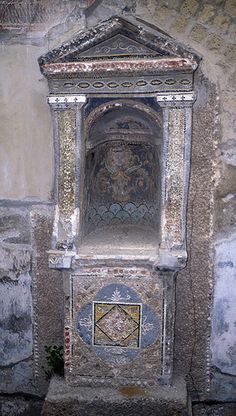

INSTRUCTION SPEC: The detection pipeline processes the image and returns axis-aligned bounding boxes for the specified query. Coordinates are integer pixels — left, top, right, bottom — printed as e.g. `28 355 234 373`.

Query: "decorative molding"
48 252 73 269
42 58 195 76
156 91 196 104
48 95 87 105
49 74 193 95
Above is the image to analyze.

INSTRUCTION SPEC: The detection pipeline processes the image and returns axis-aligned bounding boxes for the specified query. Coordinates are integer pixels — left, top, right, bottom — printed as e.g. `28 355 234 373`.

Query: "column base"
42 375 192 416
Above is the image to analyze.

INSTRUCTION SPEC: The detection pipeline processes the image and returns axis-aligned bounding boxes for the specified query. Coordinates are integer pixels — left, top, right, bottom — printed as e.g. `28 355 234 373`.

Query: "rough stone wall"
0 202 64 400
0 0 235 405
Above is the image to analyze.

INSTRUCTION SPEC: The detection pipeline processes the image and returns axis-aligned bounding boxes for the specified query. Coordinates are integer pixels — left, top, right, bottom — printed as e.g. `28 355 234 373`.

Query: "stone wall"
0 0 235 407
0 202 64 400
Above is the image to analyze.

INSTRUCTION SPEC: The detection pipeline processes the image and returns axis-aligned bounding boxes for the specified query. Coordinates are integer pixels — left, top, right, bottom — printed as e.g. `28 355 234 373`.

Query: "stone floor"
0 394 236 415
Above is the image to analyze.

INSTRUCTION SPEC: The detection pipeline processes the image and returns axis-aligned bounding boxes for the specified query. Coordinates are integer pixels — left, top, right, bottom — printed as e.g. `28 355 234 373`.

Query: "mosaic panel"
66 271 165 386
93 302 141 348
58 109 76 219
165 108 185 245
76 283 160 366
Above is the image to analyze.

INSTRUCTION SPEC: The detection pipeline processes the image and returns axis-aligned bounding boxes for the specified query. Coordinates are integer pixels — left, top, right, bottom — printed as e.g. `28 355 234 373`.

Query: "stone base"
41 375 192 416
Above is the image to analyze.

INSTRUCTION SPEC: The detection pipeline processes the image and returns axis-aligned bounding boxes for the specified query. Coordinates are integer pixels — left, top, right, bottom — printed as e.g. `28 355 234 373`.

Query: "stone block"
0 396 43 416
0 273 32 366
205 34 224 52
155 6 173 23
225 0 236 16
216 193 236 232
42 375 191 416
228 23 236 41
181 0 199 16
213 14 231 33
224 43 236 61
0 208 30 244
220 139 236 166
222 93 236 115
0 244 31 280
172 15 190 32
228 70 236 90
211 368 236 402
211 235 236 377
0 360 36 395
189 25 208 43
197 5 215 23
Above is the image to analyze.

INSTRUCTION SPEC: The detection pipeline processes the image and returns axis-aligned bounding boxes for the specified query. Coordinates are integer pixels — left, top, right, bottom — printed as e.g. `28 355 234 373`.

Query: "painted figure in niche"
93 142 155 204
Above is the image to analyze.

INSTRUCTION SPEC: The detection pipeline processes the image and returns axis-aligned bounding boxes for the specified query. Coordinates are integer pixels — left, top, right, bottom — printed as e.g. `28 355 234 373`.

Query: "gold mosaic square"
93 302 141 348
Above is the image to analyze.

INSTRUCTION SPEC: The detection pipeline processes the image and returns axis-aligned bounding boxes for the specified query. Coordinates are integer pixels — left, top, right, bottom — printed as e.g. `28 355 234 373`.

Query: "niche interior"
81 99 162 255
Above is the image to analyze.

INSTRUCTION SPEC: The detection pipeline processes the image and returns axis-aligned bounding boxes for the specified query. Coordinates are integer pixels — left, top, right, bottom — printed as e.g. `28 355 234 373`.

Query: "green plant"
42 345 64 379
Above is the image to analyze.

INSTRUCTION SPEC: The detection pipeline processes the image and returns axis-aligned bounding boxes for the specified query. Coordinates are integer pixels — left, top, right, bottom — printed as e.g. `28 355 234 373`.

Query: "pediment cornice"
39 16 201 77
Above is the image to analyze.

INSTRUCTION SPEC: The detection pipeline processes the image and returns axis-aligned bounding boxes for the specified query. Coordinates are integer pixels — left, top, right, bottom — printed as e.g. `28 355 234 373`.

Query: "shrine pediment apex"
38 16 201 77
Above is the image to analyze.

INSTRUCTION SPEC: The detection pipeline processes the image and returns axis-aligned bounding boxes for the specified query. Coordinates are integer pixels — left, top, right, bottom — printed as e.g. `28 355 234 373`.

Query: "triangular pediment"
39 16 201 68
77 34 160 58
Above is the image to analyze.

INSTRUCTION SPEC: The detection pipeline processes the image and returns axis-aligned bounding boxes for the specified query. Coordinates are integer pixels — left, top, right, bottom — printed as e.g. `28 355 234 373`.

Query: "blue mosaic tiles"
77 283 160 364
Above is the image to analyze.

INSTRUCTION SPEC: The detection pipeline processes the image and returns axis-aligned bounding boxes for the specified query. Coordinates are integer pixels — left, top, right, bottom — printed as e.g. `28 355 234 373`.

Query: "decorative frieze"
48 74 193 95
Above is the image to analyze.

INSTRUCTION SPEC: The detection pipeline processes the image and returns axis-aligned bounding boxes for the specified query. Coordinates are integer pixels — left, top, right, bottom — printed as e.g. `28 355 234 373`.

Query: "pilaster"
48 95 87 253
157 91 196 268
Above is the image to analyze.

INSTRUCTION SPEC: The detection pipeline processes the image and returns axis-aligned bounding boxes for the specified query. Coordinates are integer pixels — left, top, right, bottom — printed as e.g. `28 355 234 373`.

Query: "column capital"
156 91 196 107
48 94 87 109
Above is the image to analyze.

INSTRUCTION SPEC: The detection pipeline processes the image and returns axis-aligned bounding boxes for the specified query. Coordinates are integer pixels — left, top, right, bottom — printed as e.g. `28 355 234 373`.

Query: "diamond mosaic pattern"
94 303 141 348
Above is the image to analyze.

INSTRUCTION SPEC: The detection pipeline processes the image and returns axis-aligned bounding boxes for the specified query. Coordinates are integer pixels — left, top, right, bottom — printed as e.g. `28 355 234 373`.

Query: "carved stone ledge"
156 91 197 106
48 95 87 108
48 250 75 269
42 58 195 77
156 249 187 271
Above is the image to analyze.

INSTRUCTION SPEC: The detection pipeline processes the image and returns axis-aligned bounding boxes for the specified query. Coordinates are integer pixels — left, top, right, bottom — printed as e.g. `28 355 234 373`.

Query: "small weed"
42 345 64 380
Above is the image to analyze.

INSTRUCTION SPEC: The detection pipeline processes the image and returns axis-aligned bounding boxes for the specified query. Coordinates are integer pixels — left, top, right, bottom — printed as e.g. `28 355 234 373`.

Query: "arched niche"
80 100 162 255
